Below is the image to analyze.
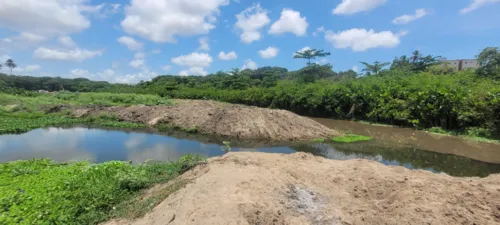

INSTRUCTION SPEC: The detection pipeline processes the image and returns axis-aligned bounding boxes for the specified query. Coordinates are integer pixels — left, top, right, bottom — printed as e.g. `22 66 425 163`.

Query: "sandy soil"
71 100 341 141
106 152 500 225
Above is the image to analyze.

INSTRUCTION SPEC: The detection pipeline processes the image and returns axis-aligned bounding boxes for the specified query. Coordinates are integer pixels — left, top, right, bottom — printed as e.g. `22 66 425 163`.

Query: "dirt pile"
106 152 500 225
72 100 341 141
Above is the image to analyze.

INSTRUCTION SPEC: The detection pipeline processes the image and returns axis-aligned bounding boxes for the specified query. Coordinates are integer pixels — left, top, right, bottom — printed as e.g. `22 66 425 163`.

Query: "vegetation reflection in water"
0 127 499 178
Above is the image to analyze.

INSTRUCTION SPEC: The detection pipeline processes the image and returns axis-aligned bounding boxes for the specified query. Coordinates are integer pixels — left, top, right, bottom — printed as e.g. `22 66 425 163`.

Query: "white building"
439 58 479 71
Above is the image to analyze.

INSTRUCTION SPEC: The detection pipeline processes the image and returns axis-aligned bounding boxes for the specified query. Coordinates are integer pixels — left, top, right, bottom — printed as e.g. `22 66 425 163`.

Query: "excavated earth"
106 152 500 225
70 100 341 141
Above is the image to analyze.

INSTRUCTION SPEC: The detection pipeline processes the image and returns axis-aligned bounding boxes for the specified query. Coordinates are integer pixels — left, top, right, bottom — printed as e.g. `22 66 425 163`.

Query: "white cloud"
58 36 76 48
112 62 120 69
242 59 257 70
172 52 213 76
129 59 144 69
0 0 92 38
269 9 308 36
70 68 157 84
294 46 312 56
84 3 121 19
333 0 387 15
312 26 325 37
129 52 146 69
13 65 42 73
71 69 90 77
162 65 171 72
179 67 208 76
259 47 279 59
172 52 213 68
393 9 429 24
134 52 145 59
235 4 271 44
352 66 359 72
33 47 103 62
117 36 143 51
0 55 11 62
152 49 161 54
14 32 47 43
325 28 407 52
121 0 229 43
198 37 210 51
116 70 158 84
218 51 238 60
460 0 500 14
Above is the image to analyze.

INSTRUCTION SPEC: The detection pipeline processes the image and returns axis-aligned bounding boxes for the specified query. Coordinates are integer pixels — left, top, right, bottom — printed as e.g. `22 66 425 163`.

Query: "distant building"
439 58 479 71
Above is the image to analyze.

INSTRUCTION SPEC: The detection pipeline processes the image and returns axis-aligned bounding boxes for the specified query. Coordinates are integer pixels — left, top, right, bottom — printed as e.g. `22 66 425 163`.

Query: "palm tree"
411 50 421 63
294 49 331 66
5 59 16 75
360 61 390 75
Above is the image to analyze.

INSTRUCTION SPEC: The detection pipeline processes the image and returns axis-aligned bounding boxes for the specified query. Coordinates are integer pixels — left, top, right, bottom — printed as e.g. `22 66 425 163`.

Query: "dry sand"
106 152 500 225
71 100 341 141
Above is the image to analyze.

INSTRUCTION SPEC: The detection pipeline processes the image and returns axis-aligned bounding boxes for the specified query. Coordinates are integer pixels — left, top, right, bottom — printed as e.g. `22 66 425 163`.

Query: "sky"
0 0 499 84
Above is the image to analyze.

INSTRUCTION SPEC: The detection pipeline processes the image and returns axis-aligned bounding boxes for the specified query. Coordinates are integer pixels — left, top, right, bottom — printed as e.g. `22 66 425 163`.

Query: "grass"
0 92 172 135
0 155 204 225
425 127 500 144
0 92 172 108
331 134 373 143
312 138 325 143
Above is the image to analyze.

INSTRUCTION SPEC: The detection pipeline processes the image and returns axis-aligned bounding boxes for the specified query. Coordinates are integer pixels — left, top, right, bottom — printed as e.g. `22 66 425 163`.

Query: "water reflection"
0 127 499 177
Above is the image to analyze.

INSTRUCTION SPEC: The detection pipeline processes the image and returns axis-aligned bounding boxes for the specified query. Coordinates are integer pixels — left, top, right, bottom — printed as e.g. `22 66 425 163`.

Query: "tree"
230 68 240 76
360 61 390 75
476 47 500 78
293 49 331 66
0 63 2 71
390 51 440 73
5 59 17 76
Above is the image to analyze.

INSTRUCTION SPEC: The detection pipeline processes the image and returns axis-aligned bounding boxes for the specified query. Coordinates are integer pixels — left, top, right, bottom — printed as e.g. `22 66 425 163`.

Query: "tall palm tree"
411 50 421 63
5 59 16 75
360 61 390 75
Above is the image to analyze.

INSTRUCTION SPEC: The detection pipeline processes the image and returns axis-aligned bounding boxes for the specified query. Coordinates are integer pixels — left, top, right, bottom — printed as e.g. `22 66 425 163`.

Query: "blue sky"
0 0 499 83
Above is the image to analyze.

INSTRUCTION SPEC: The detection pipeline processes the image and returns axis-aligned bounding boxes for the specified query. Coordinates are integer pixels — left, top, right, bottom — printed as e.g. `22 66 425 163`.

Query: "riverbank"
1 92 342 140
69 100 341 141
106 152 500 225
0 155 203 224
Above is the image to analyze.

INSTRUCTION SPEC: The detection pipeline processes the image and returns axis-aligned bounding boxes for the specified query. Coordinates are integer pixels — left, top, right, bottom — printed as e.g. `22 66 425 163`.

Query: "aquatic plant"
331 134 373 143
221 141 232 153
0 155 203 224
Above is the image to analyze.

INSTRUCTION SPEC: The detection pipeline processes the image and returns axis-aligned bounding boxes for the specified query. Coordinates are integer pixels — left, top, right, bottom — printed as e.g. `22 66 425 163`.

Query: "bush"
0 156 203 224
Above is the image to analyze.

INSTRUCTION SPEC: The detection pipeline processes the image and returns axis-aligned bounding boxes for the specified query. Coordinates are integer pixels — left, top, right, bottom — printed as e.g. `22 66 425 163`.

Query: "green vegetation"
312 138 326 143
0 155 204 224
331 134 373 143
1 47 500 140
0 92 171 134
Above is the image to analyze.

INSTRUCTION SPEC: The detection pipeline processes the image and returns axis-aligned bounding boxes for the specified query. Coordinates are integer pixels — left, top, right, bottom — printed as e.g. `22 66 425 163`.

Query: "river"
0 120 499 177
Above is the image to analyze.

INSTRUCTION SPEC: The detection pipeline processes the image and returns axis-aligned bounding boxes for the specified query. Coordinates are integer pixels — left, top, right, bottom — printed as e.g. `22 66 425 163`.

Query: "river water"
1 121 500 177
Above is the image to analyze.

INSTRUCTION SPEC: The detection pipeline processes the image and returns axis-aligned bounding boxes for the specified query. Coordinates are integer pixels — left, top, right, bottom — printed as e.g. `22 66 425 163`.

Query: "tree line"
1 47 499 138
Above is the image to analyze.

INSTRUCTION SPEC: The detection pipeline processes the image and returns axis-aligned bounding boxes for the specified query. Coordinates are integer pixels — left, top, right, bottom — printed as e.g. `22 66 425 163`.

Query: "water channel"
1 120 500 177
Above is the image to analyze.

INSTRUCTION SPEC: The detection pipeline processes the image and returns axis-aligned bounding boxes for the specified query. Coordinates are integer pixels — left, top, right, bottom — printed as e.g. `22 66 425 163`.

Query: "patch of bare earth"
71 100 341 141
106 152 500 225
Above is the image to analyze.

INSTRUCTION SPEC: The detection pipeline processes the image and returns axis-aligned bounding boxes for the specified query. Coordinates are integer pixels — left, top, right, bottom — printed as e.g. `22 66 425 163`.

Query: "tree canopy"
360 61 390 75
293 49 331 65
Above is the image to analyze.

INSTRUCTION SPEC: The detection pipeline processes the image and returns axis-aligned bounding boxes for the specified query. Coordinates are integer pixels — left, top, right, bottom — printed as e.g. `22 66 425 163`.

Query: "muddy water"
1 126 500 177
312 118 500 164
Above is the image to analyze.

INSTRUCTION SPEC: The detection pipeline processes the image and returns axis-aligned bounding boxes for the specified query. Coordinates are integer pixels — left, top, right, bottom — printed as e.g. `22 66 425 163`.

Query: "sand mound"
106 152 500 225
72 100 340 141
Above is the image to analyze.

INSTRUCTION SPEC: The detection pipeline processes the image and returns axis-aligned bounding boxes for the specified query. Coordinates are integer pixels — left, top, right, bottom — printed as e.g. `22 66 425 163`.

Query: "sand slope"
72 100 341 141
106 152 500 225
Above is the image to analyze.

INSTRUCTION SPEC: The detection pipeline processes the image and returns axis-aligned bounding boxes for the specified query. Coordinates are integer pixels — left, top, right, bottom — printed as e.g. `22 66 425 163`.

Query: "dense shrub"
0 155 203 224
160 71 500 137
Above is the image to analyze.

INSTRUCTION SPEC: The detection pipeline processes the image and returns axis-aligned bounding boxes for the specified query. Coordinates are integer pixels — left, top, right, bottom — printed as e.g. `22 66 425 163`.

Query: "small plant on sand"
221 141 232 153
331 134 372 143
312 138 325 143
